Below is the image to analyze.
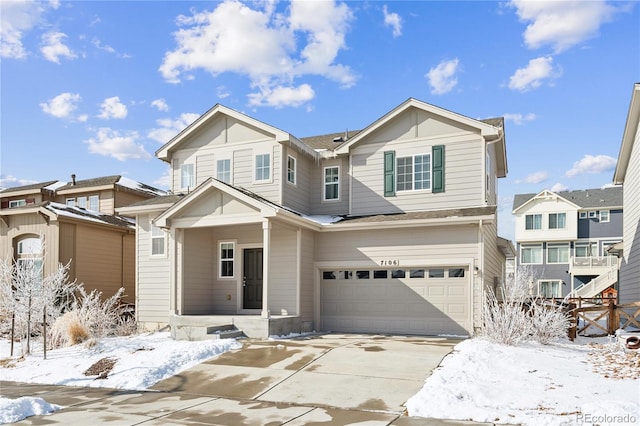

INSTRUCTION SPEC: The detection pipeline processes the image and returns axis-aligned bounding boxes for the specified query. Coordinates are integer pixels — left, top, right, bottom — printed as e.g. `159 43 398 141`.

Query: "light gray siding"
620 123 640 304
310 157 350 215
182 228 214 314
281 147 312 215
299 229 315 323
269 223 298 315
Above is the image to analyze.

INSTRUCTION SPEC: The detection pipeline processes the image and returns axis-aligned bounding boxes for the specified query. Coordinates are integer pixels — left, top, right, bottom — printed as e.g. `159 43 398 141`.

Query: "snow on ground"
406 336 640 426
0 397 61 424
0 332 242 424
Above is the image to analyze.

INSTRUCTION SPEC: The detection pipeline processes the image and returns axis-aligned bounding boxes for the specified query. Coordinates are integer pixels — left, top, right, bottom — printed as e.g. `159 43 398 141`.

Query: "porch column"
262 220 271 318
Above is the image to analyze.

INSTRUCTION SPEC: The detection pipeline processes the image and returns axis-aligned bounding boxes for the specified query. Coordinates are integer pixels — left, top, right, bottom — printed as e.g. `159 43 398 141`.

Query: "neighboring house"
0 175 166 303
613 82 640 304
118 98 510 339
512 187 623 298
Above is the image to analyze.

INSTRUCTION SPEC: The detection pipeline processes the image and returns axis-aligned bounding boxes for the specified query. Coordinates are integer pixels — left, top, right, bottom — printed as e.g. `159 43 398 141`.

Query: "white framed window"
547 243 569 264
16 236 43 283
17 237 42 255
216 159 231 184
538 280 561 298
588 211 597 218
548 213 566 229
219 241 235 278
255 153 271 182
181 163 195 190
521 244 543 264
77 196 87 209
150 224 165 256
525 214 542 230
88 195 99 211
323 166 340 201
599 210 610 222
9 200 26 208
579 211 587 219
396 154 431 192
575 242 597 257
287 155 296 185
66 198 75 207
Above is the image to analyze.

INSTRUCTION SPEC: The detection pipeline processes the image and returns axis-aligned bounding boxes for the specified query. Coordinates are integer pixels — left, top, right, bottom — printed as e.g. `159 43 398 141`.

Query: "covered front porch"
154 179 319 340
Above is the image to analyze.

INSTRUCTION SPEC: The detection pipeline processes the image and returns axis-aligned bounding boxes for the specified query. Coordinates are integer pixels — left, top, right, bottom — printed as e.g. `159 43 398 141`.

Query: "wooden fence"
562 298 640 340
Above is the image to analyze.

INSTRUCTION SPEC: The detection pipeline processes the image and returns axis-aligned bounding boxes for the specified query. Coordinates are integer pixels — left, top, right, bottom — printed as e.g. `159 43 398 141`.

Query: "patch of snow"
0 396 62 424
268 331 319 340
302 215 343 225
406 337 640 425
0 332 242 391
47 202 134 227
117 176 167 196
43 181 65 191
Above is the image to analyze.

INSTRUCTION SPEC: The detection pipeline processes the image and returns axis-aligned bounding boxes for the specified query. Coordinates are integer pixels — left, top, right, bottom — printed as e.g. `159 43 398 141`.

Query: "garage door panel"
320 266 470 335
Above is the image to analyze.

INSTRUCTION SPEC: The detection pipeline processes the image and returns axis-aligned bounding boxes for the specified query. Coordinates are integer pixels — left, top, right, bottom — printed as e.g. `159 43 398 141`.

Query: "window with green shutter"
384 151 395 197
432 145 445 193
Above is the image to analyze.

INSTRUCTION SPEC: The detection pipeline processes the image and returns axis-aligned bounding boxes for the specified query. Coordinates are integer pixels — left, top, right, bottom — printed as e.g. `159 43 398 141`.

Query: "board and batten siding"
137 213 172 326
620 122 640 304
182 228 214 314
350 136 485 216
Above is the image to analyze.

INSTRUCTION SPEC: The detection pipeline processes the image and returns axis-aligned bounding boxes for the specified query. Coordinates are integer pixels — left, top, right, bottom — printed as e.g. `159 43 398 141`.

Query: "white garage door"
320 266 470 336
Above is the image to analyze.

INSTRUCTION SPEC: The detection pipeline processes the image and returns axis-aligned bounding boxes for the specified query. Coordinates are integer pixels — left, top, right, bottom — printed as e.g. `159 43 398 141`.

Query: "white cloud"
383 5 402 38
85 128 151 161
98 96 128 120
159 0 356 108
247 84 315 108
154 167 171 189
565 154 617 177
0 174 37 190
549 183 569 192
522 171 548 184
40 31 76 63
426 59 460 95
148 113 201 144
508 56 560 92
509 0 621 53
216 86 231 99
503 113 536 125
151 99 169 112
40 92 84 120
0 0 49 59
92 38 131 59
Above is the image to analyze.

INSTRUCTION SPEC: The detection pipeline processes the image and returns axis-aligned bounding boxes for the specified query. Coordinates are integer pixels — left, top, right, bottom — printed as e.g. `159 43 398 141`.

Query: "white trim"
322 165 340 202
579 211 587 219
150 222 167 257
520 243 543 265
218 240 236 279
216 157 233 184
237 243 263 314
546 242 570 264
286 154 297 186
599 210 610 223
537 279 562 298
254 152 272 183
395 152 432 193
8 199 26 208
180 162 195 191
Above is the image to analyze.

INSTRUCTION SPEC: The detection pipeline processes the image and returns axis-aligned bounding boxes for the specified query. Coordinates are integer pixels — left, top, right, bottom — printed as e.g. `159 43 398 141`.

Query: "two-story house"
0 175 166 303
614 83 640 305
118 98 510 339
512 187 623 299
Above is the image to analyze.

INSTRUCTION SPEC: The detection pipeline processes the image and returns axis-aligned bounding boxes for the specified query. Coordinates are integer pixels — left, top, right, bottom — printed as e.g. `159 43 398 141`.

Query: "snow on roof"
117 176 167 197
301 215 344 225
44 181 66 191
46 202 135 228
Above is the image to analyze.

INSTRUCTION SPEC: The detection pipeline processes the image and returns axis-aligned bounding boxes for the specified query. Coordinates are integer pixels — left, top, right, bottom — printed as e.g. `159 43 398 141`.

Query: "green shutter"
432 145 445 193
384 151 395 197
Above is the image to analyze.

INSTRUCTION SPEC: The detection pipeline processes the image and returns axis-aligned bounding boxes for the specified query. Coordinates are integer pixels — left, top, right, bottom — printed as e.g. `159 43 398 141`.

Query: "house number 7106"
379 260 399 266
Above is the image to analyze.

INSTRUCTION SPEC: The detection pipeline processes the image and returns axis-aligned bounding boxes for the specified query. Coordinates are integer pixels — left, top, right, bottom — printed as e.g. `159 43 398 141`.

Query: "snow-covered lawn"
407 336 640 426
0 332 242 424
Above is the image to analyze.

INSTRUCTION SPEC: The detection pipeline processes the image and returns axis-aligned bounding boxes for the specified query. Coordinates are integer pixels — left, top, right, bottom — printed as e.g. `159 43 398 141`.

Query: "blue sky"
1 0 638 241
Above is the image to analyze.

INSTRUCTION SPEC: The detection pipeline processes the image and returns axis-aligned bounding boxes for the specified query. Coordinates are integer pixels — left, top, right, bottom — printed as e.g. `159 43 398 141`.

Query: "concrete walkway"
3 334 494 425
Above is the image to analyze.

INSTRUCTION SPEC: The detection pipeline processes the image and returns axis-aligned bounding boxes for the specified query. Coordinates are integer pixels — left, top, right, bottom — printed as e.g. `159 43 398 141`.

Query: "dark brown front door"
243 248 263 310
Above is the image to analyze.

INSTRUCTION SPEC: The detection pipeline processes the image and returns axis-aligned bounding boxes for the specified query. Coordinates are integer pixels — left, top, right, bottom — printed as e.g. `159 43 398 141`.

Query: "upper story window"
525 214 542 230
579 211 587 219
66 198 75 207
89 195 99 211
255 153 271 182
287 155 296 185
324 166 340 201
521 244 542 264
548 213 566 229
397 154 431 192
217 159 231 184
150 224 165 256
588 211 597 219
575 242 598 257
181 163 195 190
9 200 26 208
547 243 569 264
77 196 87 209
599 210 610 222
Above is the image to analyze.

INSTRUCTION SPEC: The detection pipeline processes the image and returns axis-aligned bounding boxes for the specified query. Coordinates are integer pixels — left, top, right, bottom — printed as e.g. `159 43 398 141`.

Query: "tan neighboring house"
613 83 640 304
0 175 166 303
119 98 510 339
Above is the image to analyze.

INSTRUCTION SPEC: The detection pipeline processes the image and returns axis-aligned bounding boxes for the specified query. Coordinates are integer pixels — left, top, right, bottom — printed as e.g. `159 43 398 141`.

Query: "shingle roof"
300 130 362 151
513 186 623 211
0 180 59 195
123 194 185 208
337 206 496 224
47 202 134 229
56 175 122 191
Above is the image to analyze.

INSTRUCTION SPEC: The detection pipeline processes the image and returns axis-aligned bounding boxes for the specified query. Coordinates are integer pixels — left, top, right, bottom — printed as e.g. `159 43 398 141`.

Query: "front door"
243 248 263 310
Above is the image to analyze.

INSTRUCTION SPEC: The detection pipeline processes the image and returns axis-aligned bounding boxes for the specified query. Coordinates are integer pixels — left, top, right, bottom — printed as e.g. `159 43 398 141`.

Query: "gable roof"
614 82 640 184
155 104 290 161
512 187 623 212
300 130 362 151
0 180 60 195
55 175 166 197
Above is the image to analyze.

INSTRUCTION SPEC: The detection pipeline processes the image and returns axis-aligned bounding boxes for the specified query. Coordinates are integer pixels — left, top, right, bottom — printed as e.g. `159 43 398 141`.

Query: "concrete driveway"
5 334 493 425
151 334 458 414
